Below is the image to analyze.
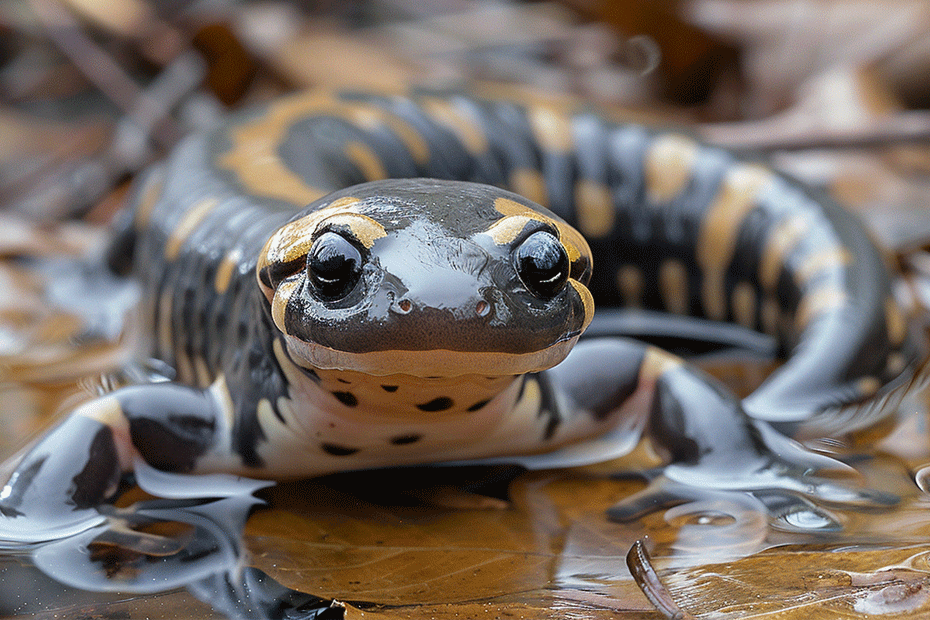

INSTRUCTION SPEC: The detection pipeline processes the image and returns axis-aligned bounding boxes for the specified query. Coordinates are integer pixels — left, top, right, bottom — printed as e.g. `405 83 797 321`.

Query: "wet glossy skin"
257 180 593 376
0 90 921 543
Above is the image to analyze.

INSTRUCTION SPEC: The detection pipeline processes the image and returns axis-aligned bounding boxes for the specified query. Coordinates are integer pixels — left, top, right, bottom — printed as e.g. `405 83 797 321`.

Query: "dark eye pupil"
514 231 569 299
307 232 363 301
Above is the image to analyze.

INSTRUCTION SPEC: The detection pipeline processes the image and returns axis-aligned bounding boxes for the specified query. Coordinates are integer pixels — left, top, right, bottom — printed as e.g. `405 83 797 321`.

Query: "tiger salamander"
0 90 919 540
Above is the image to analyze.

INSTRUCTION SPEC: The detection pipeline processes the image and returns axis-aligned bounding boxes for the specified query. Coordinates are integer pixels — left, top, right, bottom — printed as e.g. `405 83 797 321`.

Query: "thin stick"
626 539 696 620
700 111 930 153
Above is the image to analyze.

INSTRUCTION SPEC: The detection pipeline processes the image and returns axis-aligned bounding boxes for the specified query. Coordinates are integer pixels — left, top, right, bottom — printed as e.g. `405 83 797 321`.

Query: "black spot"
322 443 359 456
390 434 422 445
381 385 399 392
416 397 454 412
337 378 351 384
333 391 358 407
299 367 321 383
467 399 491 412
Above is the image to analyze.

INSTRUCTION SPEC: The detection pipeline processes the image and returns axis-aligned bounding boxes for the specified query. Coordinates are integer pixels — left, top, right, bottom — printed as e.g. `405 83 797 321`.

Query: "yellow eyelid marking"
324 212 388 249
264 197 364 265
569 279 594 333
271 279 300 331
484 215 536 245
258 197 386 301
166 197 219 260
490 197 591 266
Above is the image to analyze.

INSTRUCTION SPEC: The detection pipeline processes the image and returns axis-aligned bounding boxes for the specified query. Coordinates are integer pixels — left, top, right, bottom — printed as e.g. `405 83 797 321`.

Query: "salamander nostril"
475 299 490 317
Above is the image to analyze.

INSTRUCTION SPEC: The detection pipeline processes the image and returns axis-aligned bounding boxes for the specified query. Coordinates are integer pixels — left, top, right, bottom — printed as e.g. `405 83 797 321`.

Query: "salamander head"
257 179 593 378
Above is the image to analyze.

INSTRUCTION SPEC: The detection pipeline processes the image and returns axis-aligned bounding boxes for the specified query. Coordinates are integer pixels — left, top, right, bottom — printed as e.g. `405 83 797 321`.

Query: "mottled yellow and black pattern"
117 89 917 426
0 89 920 542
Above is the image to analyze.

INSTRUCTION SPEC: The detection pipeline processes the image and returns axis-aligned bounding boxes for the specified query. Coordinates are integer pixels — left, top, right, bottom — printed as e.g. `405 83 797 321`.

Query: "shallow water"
1 232 930 619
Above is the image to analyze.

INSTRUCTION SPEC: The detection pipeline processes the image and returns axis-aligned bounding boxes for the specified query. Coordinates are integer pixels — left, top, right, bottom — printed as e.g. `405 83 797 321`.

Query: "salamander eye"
514 231 570 299
307 232 363 301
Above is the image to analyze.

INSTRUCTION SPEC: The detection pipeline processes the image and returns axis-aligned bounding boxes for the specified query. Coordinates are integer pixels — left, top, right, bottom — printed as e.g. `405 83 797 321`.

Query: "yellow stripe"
858 376 880 397
644 134 699 204
165 197 218 260
885 298 907 346
528 105 573 153
760 296 780 336
217 92 335 207
659 259 688 315
732 282 757 329
759 216 809 290
157 289 174 357
344 140 387 180
510 168 548 206
794 247 852 285
214 247 242 294
795 286 847 329
422 97 488 155
574 179 614 239
697 163 774 320
617 265 644 308
380 115 430 165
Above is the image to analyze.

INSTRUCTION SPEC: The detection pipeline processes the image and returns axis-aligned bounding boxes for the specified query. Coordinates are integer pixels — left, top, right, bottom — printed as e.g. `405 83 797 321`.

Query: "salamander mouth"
283 333 581 378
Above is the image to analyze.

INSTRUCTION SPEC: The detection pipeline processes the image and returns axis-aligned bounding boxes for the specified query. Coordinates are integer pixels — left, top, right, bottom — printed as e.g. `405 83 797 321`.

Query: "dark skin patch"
322 443 360 456
532 373 560 441
467 399 491 412
381 385 399 392
333 391 358 407
337 378 351 384
416 397 454 412
390 434 422 445
120 383 219 473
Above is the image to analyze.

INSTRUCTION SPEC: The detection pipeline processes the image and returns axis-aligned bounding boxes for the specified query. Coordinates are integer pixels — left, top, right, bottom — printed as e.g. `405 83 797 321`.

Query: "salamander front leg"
547 338 897 530
606 346 898 529
0 380 229 542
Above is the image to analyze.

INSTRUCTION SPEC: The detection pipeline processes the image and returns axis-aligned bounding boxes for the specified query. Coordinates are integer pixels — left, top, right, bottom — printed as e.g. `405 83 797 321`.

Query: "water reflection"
0 463 343 620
